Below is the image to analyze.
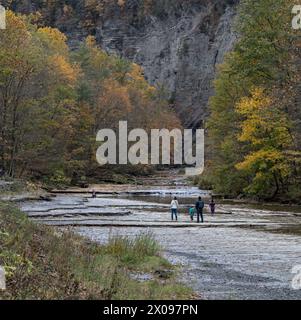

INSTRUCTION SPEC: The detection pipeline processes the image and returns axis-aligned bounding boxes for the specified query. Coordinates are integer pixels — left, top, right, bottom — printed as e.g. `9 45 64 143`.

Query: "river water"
20 172 301 300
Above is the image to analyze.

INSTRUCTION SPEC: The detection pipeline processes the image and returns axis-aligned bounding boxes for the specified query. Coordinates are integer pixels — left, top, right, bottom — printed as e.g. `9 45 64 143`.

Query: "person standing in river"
209 198 216 215
170 197 179 221
195 196 205 223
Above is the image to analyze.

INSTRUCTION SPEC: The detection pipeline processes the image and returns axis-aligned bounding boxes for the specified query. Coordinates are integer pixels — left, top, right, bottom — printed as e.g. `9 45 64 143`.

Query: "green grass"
0 202 192 300
104 233 160 266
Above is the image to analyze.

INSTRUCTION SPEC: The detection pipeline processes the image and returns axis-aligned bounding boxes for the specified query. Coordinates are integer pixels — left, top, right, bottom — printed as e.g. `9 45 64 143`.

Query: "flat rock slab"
28 211 132 219
1 193 47 202
34 219 290 229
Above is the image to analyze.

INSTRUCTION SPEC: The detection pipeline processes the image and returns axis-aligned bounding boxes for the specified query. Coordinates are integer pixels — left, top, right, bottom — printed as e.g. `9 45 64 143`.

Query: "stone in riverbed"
154 269 173 280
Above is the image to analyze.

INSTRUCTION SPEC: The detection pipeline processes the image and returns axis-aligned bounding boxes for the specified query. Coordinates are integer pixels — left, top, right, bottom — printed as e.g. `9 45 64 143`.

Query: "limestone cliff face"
8 0 239 128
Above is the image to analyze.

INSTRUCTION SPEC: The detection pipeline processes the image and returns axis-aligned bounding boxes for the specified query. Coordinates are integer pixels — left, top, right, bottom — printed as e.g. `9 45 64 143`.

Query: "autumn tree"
235 88 292 198
73 36 181 175
0 12 78 179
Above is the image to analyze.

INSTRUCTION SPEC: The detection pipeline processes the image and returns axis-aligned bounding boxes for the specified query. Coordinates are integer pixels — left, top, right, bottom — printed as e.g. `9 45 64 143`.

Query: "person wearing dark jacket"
195 197 205 223
209 198 216 215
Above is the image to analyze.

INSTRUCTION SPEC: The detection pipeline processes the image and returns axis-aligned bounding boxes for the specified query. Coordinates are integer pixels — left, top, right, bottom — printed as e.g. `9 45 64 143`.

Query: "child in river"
189 206 195 221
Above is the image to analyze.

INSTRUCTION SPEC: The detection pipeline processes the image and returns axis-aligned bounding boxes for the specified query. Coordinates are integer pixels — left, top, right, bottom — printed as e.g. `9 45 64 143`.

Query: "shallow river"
20 173 301 300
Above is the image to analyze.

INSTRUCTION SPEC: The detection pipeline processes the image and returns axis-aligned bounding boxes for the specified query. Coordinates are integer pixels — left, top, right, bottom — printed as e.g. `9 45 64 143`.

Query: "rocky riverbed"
19 171 301 300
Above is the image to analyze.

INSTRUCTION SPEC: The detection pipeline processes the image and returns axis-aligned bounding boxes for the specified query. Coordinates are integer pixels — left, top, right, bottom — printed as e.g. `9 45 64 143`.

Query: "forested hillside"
0 11 179 184
3 0 239 128
201 0 301 201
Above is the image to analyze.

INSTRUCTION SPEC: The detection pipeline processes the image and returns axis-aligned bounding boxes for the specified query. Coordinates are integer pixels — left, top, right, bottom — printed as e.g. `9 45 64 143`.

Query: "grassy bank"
0 202 192 300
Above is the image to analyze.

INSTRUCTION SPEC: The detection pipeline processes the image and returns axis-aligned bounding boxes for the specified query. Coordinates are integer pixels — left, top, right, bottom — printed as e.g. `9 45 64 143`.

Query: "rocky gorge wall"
6 0 239 128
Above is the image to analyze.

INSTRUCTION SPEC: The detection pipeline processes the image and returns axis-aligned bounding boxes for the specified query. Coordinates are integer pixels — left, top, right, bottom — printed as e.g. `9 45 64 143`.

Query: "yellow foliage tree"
235 88 293 197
